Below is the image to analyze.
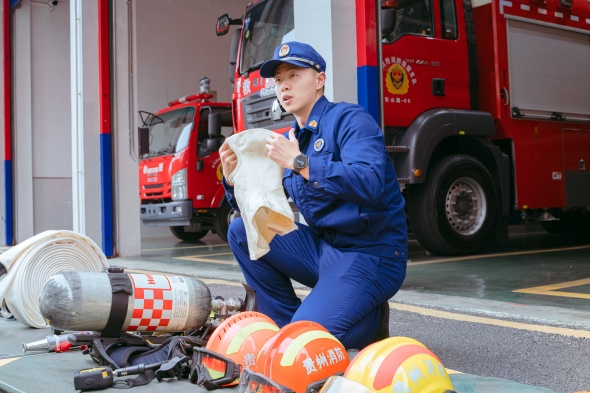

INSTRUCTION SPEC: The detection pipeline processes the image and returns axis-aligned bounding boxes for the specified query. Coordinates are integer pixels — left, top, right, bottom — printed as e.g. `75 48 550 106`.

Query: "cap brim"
259 59 314 78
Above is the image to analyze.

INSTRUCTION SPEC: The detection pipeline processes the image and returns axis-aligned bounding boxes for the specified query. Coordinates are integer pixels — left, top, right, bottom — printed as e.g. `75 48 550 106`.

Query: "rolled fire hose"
1 300 14 320
0 230 109 328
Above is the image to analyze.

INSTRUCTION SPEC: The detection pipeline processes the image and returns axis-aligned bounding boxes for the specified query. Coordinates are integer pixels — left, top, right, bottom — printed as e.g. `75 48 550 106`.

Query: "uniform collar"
293 95 330 134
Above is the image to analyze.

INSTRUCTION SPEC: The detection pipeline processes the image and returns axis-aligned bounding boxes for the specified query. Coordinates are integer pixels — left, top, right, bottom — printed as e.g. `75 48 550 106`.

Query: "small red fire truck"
138 78 236 242
217 0 590 255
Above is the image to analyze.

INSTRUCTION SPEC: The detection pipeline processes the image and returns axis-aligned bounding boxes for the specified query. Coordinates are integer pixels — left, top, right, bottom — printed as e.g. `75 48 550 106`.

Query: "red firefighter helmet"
342 336 456 393
190 311 279 388
238 320 350 393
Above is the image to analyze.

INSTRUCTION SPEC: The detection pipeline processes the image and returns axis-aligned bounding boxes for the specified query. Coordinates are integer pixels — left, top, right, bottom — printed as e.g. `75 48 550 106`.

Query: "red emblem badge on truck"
385 63 410 95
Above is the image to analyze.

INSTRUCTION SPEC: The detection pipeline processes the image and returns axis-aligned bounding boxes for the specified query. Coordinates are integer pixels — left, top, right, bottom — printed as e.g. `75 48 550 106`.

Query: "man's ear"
317 72 326 91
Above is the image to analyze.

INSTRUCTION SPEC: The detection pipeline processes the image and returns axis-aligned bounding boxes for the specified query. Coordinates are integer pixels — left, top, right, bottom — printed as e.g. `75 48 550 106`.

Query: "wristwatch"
292 154 309 175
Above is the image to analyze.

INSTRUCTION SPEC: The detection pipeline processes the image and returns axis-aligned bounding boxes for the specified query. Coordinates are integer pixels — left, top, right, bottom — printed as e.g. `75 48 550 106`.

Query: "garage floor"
132 224 590 326
1 223 589 393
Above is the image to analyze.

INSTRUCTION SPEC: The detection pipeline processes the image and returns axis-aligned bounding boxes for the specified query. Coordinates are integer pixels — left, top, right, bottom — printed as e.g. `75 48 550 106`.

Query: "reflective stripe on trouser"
227 217 407 349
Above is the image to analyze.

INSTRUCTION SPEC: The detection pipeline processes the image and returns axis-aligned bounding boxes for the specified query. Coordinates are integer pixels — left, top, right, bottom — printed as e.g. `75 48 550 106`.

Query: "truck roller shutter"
507 18 590 120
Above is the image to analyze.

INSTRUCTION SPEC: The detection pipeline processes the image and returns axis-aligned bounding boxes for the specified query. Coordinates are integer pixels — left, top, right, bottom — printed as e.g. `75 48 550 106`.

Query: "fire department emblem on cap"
278 44 290 57
314 139 324 152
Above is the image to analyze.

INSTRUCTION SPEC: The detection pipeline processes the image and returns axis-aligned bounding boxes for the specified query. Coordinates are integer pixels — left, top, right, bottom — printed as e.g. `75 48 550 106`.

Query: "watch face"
294 155 308 169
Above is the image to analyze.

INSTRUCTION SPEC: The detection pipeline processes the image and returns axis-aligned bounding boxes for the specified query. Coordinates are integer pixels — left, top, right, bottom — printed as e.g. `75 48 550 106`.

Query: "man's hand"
219 141 237 186
266 128 300 169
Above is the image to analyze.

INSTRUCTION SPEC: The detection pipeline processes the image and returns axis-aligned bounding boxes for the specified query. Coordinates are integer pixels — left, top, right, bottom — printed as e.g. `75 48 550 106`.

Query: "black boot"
373 301 390 342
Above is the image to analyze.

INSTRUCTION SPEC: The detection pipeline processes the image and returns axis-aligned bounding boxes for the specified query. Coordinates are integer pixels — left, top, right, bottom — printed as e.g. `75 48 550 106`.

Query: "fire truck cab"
138 78 235 242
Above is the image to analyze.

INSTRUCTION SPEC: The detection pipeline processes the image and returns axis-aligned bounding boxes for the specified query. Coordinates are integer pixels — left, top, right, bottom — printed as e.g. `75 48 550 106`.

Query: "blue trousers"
227 217 407 349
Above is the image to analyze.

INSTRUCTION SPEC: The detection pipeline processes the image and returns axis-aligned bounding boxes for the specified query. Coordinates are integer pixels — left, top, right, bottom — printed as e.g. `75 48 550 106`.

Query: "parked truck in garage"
137 78 236 242
216 0 590 256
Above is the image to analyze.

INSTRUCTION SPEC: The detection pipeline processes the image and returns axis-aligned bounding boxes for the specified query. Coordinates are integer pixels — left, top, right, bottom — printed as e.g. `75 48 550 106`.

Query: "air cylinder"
39 271 211 333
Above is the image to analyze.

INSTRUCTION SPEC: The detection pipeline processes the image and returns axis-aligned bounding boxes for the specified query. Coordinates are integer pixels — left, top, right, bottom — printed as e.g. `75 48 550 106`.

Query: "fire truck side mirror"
216 13 242 36
216 14 231 36
138 126 149 157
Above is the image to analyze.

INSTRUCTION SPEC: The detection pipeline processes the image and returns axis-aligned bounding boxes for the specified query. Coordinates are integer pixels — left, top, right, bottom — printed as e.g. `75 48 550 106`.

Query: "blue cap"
259 42 326 78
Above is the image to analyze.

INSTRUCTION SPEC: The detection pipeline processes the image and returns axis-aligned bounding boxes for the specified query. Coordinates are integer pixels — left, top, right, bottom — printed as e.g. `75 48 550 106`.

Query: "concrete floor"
1 223 589 392
126 224 590 328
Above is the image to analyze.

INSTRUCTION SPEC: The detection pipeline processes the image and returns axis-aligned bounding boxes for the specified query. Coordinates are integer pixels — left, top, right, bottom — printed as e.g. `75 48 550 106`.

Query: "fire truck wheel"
214 201 239 243
407 154 500 256
169 226 209 242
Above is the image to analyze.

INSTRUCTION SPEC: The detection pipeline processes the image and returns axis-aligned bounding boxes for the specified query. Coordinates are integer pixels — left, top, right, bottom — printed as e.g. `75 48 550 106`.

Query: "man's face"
273 63 324 120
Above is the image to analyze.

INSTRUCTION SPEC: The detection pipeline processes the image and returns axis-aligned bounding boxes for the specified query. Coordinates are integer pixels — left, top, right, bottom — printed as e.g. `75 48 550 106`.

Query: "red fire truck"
217 0 590 256
137 78 236 242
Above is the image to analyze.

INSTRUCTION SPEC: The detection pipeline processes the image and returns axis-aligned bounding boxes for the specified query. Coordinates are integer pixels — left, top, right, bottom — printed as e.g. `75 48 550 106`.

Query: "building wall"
2 0 247 255
133 0 247 240
292 0 357 104
2 0 358 257
9 0 102 244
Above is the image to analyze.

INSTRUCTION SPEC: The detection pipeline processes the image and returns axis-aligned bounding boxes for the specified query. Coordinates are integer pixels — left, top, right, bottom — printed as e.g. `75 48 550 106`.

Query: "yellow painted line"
410 244 590 266
514 290 590 300
173 252 234 259
0 358 19 367
142 243 230 252
513 278 590 300
200 278 245 287
389 302 590 339
517 278 590 291
174 255 238 265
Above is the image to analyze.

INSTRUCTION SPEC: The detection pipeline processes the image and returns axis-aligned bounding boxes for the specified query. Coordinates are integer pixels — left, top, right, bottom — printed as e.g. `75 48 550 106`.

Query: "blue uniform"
225 95 407 349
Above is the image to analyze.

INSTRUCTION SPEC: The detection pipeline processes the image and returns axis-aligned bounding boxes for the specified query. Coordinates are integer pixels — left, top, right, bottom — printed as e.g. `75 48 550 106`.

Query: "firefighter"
219 41 407 350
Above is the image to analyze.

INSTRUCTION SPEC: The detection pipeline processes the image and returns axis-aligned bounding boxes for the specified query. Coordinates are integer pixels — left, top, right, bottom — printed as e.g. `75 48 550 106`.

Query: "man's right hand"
219 141 237 186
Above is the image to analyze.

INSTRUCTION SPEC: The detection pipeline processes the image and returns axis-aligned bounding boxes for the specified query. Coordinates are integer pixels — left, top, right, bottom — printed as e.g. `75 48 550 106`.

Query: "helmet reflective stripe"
374 344 440 390
280 330 342 367
227 322 279 355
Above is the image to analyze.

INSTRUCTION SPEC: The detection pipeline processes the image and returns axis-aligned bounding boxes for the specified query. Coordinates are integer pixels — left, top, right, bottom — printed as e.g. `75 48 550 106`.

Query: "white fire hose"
0 230 109 328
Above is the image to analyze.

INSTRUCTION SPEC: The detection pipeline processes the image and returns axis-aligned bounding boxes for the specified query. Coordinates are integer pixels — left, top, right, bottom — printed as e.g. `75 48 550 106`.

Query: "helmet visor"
318 376 377 393
238 368 295 393
190 347 241 387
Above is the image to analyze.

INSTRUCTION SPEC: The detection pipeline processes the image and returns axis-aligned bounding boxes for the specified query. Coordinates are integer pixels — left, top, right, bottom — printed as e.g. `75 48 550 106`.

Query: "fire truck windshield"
240 0 294 75
146 107 195 157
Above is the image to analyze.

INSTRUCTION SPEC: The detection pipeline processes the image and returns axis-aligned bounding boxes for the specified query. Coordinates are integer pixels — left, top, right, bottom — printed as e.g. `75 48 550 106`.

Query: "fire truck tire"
407 154 500 256
214 201 238 243
169 226 209 242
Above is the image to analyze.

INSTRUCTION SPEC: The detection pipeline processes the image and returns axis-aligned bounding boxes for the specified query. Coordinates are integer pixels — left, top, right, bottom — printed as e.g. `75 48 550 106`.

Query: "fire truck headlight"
172 168 187 201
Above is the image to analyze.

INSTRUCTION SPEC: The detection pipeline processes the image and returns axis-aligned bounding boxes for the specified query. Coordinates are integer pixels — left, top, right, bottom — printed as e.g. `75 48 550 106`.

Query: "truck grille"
141 182 170 199
242 91 294 131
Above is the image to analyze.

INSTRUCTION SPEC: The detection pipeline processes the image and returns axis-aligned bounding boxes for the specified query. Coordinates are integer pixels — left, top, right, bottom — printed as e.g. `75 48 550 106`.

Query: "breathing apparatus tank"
39 271 212 334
